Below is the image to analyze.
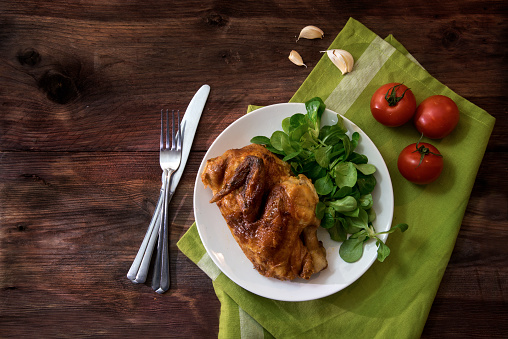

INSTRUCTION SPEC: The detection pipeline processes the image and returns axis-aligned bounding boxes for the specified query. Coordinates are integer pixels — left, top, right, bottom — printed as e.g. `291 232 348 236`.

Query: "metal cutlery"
127 84 210 293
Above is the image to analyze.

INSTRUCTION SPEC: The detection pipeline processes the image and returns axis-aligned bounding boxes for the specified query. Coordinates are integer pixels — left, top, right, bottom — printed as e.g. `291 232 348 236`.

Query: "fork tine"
177 110 182 151
171 110 176 149
160 109 164 150
166 109 170 149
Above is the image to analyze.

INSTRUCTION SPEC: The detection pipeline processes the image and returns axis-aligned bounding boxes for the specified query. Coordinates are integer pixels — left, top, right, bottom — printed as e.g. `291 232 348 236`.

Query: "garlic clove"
321 49 354 75
288 50 307 67
297 25 324 41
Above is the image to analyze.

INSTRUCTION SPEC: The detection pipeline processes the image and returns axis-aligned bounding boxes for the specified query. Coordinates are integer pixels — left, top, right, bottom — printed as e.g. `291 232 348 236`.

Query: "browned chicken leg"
201 144 327 281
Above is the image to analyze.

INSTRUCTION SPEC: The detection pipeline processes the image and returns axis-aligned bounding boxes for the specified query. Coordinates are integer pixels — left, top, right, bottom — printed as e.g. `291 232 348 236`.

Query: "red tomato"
414 95 459 139
370 83 416 127
397 142 443 185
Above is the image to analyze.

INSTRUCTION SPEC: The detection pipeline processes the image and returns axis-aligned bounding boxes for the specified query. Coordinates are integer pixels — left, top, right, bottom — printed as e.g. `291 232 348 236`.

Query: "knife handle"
127 187 164 283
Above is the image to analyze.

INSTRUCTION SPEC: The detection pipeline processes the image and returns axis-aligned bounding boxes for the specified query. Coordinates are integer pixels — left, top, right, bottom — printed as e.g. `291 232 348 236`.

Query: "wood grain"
1 0 507 337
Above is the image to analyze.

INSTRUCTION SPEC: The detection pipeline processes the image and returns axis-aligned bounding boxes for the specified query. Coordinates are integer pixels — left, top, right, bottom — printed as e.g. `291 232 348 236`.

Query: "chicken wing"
201 144 327 280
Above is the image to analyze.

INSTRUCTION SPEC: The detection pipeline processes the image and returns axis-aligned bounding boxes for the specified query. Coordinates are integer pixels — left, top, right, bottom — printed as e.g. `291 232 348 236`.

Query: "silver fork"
152 109 182 293
127 109 182 293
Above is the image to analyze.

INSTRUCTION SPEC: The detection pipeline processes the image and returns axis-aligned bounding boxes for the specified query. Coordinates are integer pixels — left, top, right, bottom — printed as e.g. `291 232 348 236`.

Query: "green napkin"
177 18 495 338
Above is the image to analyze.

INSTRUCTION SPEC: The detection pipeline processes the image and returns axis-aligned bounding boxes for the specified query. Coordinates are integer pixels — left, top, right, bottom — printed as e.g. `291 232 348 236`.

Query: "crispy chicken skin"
201 144 327 280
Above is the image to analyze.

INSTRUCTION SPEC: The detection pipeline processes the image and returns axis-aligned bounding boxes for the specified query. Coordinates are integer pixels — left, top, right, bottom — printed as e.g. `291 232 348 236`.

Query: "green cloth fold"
177 18 495 338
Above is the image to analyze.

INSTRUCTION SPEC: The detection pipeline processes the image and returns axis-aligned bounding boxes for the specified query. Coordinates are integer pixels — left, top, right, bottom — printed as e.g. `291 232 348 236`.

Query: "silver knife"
127 84 210 285
168 84 210 196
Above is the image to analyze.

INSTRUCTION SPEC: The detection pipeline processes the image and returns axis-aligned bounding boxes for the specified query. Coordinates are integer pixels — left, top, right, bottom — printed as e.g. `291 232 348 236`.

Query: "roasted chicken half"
201 144 327 281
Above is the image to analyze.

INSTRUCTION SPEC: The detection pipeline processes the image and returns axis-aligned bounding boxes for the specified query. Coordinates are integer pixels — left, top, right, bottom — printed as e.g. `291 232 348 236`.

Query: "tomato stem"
412 137 442 167
384 83 410 107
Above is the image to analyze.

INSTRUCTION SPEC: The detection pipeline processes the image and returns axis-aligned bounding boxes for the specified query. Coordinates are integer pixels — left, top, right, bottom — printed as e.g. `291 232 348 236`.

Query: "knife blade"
168 84 209 196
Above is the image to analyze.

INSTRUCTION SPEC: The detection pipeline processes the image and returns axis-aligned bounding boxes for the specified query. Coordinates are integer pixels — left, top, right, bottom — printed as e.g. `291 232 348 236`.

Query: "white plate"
193 103 393 302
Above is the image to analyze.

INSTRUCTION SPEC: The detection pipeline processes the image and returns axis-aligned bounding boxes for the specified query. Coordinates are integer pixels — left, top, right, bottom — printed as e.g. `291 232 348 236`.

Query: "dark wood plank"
1 3 506 152
422 151 508 338
0 151 219 337
1 0 507 337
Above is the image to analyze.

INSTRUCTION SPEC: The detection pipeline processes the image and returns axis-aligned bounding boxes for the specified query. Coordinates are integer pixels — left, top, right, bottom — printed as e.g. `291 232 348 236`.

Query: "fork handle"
127 187 164 283
152 170 174 293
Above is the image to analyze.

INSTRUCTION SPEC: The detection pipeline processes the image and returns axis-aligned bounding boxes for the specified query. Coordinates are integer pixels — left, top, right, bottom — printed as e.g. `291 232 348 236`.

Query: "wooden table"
1 1 507 337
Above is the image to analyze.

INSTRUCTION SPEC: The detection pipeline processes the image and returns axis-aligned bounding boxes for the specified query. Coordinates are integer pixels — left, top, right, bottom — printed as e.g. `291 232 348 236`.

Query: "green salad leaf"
251 97 408 263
